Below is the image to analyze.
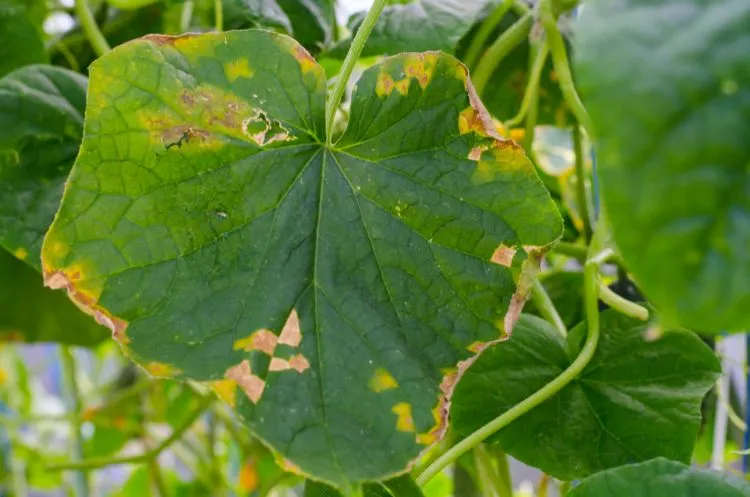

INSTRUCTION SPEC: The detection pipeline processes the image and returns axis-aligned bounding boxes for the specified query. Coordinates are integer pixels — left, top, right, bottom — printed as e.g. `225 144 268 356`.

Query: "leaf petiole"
325 0 386 144
74 0 110 57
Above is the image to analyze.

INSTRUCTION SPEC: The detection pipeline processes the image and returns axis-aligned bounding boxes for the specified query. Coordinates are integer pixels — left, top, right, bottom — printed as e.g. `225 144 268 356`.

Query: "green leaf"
0 65 87 269
523 270 584 329
574 0 750 332
452 312 721 480
41 30 561 486
567 458 750 497
224 0 294 34
329 0 487 58
304 476 423 497
0 4 48 77
0 250 108 345
226 0 334 54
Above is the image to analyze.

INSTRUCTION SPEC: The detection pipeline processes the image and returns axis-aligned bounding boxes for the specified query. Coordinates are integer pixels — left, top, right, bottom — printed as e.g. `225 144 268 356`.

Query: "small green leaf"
574 0 750 332
0 250 108 345
0 65 87 269
224 0 294 34
567 458 750 497
0 4 48 77
452 312 721 480
329 0 487 57
41 30 561 486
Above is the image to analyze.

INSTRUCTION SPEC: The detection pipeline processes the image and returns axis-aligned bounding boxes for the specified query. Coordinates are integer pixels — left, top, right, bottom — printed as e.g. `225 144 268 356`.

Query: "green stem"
59 346 90 497
475 446 512 497
530 279 567 337
47 394 212 471
572 125 592 242
552 241 588 260
505 41 549 129
464 0 514 70
180 0 194 32
325 0 386 144
472 11 533 96
214 0 223 31
74 0 110 57
539 0 592 134
416 298 601 486
598 282 649 321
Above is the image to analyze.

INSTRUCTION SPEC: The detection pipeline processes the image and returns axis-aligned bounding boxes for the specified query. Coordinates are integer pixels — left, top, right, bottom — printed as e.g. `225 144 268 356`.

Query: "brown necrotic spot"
268 354 310 373
234 329 278 355
226 360 265 404
491 244 517 267
242 110 294 146
278 309 301 347
294 45 317 74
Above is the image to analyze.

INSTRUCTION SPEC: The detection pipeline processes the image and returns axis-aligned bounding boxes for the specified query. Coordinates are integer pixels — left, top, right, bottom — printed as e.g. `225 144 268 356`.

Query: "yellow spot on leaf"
13 248 27 260
471 141 526 185
239 461 259 492
403 53 438 89
210 379 237 407
509 128 525 142
376 72 395 97
226 360 265 404
467 341 485 353
0 368 6 385
369 368 399 392
394 78 410 96
234 329 278 355
458 107 486 136
294 45 317 74
392 402 415 433
144 362 180 378
278 309 301 347
417 405 446 445
224 59 254 82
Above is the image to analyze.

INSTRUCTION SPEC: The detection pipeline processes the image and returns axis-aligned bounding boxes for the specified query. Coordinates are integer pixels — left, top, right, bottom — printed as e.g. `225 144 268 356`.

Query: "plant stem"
59 346 90 497
47 394 212 471
74 0 110 57
416 300 601 486
214 0 223 31
552 241 588 260
325 0 386 144
538 0 592 134
572 125 592 242
180 0 194 32
530 279 567 336
464 0 514 70
505 42 549 129
597 282 649 321
472 11 533 96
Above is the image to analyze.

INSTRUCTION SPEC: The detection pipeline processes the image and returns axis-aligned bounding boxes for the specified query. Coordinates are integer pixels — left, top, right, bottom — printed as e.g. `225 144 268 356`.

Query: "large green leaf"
41 30 561 485
0 65 87 270
0 3 48 77
329 0 487 58
452 312 720 480
568 458 750 497
0 250 108 345
574 0 750 332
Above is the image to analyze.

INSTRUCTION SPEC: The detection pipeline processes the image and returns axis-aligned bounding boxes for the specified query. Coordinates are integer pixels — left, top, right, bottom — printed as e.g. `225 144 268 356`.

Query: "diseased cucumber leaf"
328 0 487 58
568 458 750 497
41 30 561 486
0 250 108 345
574 0 750 332
0 3 48 77
0 65 87 270
452 312 720 480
